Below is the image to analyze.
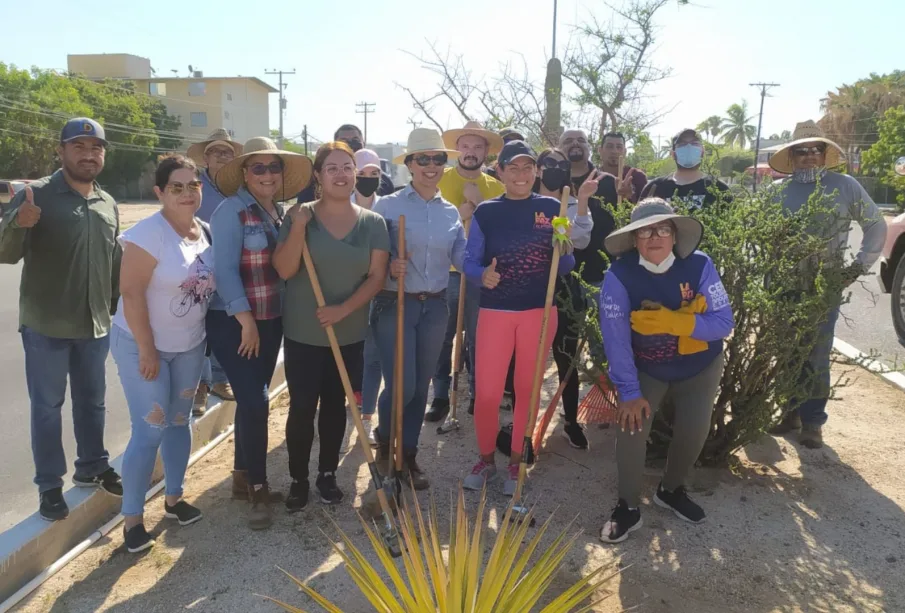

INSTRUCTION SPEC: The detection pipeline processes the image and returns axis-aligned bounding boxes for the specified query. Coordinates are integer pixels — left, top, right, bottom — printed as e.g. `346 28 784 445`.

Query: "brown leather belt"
379 290 445 302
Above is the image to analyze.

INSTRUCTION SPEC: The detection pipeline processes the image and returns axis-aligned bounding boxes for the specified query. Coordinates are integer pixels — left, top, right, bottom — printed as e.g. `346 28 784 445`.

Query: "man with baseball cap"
0 117 123 521
640 128 729 210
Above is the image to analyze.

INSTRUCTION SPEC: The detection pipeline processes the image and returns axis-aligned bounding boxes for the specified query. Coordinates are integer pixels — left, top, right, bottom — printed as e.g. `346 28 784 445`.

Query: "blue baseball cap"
60 117 108 146
498 140 536 167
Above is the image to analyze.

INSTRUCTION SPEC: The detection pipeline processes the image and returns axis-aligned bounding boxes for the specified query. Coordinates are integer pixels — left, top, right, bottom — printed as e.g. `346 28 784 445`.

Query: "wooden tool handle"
393 216 406 472
448 217 471 420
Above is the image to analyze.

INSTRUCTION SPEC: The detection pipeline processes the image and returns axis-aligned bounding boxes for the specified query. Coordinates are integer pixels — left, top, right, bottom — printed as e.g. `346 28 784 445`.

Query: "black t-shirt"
569 163 618 285
640 175 730 211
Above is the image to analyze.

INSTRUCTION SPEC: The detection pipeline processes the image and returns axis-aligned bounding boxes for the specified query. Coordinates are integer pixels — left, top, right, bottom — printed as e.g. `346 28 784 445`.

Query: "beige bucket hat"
604 198 703 259
393 128 460 164
214 136 313 197
186 128 243 166
442 120 504 155
768 120 845 174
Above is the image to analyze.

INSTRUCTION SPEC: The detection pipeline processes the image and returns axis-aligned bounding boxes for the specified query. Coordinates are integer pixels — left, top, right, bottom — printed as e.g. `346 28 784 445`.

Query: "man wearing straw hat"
424 121 505 422
768 120 887 449
186 129 244 412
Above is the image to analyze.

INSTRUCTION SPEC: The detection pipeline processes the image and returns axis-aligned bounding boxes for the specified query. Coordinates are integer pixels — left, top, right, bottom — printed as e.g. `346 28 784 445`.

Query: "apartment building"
67 53 276 144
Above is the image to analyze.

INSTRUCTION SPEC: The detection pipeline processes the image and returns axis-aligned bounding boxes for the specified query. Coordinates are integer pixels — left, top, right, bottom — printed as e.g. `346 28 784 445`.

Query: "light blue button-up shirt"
197 169 227 223
373 184 466 294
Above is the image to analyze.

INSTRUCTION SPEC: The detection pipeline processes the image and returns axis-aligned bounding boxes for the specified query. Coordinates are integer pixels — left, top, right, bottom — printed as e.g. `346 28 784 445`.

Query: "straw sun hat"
442 121 504 156
604 199 703 259
214 136 312 197
186 128 243 166
393 128 460 164
768 120 845 174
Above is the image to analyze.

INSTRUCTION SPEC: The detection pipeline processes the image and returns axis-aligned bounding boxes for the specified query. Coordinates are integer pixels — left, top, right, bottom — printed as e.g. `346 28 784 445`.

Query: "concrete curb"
0 357 285 605
833 337 905 392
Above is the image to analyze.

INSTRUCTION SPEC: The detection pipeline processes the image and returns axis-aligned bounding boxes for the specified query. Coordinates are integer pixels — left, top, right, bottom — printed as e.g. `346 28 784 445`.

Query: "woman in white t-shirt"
111 155 215 553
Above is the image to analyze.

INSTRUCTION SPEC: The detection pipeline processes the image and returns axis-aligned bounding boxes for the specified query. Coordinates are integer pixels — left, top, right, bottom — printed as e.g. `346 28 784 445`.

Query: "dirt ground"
117 202 160 228
11 363 905 613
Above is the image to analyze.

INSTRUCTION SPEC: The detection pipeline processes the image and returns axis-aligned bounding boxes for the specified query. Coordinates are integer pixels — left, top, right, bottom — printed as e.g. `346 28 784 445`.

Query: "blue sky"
3 0 902 149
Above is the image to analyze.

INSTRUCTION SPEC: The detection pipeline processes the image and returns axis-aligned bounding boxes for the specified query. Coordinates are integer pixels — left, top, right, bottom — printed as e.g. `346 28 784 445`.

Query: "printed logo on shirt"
534 212 551 228
679 282 694 302
708 281 730 311
601 293 623 320
171 257 215 317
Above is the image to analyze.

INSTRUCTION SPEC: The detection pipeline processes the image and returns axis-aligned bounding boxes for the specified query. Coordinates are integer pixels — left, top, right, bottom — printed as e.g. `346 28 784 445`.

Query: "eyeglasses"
246 161 284 175
792 145 826 157
323 163 355 177
166 181 203 195
206 148 235 160
635 225 675 239
413 153 448 167
540 158 570 171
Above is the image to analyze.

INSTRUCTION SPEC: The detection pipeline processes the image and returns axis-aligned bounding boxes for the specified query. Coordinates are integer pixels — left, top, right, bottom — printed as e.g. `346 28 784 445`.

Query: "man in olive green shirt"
0 118 123 522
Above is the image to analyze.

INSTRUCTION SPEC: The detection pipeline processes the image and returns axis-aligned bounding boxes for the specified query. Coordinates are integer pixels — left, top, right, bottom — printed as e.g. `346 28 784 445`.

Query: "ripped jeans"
111 326 207 517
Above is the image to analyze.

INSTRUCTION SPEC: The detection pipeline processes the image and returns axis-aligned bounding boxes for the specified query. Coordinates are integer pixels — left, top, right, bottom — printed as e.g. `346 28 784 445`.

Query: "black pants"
284 338 364 483
552 307 580 423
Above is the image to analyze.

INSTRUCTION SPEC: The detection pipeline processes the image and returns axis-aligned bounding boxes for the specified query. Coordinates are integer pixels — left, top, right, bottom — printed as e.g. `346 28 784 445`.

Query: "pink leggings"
474 307 558 459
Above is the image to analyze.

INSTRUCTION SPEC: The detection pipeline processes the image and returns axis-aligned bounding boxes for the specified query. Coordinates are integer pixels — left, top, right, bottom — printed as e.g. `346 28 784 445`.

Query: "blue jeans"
792 307 840 426
360 324 381 416
432 272 480 399
373 293 447 451
21 326 111 493
111 326 206 517
206 309 283 485
200 353 228 387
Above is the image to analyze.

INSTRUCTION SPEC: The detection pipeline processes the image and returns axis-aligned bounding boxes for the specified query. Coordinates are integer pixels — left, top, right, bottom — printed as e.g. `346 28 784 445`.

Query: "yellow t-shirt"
437 166 505 208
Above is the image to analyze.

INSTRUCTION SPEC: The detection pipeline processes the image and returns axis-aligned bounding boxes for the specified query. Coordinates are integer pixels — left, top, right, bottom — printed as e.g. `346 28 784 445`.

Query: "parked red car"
878 211 905 346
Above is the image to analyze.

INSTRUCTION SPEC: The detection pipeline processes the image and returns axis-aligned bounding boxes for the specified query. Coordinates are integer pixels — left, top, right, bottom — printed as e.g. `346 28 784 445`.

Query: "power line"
266 68 295 146
750 82 780 193
355 101 376 143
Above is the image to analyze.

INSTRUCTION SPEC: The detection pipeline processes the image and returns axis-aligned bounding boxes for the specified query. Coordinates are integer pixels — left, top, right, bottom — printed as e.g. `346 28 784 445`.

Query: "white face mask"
638 251 676 274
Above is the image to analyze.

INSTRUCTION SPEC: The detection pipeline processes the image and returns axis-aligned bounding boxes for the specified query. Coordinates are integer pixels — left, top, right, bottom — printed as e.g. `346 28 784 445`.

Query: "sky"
2 0 902 150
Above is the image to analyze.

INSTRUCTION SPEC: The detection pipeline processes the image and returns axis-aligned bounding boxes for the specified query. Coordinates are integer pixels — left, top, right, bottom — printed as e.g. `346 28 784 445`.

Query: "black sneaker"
424 398 450 423
124 524 155 553
285 480 309 512
654 484 705 523
73 468 123 497
599 499 642 544
467 399 475 416
562 421 589 450
315 472 344 505
39 487 69 522
164 500 203 526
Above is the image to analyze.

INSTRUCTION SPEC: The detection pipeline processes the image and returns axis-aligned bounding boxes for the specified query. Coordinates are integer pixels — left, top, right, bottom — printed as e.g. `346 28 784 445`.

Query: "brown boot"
800 423 824 449
770 411 802 435
402 450 429 491
232 470 249 500
248 484 274 530
375 441 391 478
193 383 209 417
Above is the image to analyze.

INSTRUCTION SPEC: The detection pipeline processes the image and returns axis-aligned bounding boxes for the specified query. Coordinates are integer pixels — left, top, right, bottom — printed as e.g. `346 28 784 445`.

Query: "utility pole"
266 68 296 146
355 101 376 143
303 125 308 156
750 81 780 192
406 117 421 130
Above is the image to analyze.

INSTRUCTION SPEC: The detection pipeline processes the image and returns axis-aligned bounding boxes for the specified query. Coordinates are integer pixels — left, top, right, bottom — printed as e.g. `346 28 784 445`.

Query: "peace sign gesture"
578 169 604 201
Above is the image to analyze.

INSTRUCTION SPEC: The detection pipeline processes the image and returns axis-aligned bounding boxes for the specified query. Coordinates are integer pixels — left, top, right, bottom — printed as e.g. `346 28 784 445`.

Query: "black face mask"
355 176 380 198
344 138 363 152
540 168 570 192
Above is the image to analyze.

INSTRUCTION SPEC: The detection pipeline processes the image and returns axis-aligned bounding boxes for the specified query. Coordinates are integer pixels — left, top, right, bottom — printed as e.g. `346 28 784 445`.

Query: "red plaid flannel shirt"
238 207 282 320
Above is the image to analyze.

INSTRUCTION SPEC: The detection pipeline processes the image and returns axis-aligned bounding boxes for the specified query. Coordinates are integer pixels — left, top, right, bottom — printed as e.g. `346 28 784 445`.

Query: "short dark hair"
155 154 198 190
536 148 566 166
334 124 363 140
601 132 625 145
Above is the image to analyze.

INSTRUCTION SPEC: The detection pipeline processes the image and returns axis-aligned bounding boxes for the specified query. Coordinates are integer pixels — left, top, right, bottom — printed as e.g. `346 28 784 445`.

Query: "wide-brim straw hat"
186 128 244 166
393 128 460 164
442 121 504 156
768 120 845 174
604 198 703 259
214 136 313 198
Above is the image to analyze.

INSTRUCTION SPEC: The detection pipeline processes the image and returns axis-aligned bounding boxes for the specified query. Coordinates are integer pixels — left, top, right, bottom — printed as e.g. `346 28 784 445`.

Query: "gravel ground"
11 363 905 613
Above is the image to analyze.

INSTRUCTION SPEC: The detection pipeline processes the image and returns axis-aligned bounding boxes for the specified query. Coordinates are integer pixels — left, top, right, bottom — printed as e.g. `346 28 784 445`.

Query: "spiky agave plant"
262 486 627 612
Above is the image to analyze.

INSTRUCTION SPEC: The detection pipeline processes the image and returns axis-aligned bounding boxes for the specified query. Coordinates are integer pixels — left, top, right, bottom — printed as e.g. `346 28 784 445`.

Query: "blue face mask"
675 144 703 169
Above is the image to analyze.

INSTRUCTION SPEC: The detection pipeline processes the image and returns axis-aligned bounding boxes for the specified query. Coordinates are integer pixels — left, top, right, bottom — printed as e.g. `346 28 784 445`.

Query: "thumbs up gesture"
16 187 41 228
482 257 501 289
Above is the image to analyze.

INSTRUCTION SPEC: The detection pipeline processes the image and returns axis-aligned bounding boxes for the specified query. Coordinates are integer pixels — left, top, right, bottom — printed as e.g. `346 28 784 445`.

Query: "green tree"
820 72 905 157
861 105 905 211
696 115 723 141
719 101 756 149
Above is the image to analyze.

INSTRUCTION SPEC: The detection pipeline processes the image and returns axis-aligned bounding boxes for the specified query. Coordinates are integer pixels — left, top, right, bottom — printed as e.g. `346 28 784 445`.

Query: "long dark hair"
533 148 568 193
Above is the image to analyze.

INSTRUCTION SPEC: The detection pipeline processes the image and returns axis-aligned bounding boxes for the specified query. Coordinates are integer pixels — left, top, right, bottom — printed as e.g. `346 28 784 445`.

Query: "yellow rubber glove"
630 305 696 337
677 294 708 355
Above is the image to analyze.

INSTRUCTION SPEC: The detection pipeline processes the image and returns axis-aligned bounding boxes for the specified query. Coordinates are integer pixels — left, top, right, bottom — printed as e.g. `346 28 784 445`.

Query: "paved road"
0 262 131 532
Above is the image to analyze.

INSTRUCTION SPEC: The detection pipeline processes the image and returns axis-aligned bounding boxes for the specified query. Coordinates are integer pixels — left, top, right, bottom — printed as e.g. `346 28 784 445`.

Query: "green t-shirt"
279 203 390 347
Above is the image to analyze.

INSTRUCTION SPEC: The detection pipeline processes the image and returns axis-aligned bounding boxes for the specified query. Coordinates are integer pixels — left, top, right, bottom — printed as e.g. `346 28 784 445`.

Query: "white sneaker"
463 459 497 490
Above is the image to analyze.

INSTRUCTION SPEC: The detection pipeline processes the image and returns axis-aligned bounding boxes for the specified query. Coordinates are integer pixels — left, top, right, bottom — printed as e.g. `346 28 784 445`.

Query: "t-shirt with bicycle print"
113 211 215 353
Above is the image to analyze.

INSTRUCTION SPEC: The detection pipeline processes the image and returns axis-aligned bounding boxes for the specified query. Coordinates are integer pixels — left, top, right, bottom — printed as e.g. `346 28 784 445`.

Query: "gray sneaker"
463 459 497 491
503 464 520 497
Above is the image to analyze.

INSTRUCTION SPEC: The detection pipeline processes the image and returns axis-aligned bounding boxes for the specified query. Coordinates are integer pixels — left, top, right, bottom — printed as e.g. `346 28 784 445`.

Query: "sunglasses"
792 145 826 157
635 225 675 239
413 153 448 167
166 181 202 195
206 148 235 160
540 158 570 171
246 161 284 175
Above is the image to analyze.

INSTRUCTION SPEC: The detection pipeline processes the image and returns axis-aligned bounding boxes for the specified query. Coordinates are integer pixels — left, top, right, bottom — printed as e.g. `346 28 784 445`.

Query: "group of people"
0 112 885 552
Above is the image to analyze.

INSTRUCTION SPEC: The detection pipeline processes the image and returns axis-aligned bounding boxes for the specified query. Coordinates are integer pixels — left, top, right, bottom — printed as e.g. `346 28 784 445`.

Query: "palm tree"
696 115 723 141
719 101 757 149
